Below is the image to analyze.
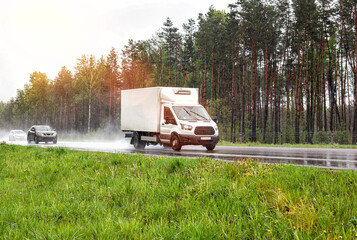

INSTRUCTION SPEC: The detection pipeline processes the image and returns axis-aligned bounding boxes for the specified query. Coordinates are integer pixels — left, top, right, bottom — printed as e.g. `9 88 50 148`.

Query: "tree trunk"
231 41 236 142
315 28 323 132
273 55 278 144
295 34 303 144
339 19 346 126
59 98 63 129
353 4 357 144
286 63 291 143
88 93 92 133
211 44 215 100
168 48 172 86
326 24 341 131
218 63 221 100
242 17 246 134
109 75 112 126
251 40 257 142
202 39 207 106
263 37 269 143
280 28 288 142
160 47 163 86
305 32 311 143
175 45 178 87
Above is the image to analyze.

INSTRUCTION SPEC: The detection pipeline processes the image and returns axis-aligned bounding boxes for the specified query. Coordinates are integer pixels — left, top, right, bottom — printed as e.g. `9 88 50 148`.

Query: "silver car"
9 130 27 141
27 125 57 144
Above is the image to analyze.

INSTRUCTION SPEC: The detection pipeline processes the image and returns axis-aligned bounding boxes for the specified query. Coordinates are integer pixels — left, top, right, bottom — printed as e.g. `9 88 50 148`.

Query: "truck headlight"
180 123 193 131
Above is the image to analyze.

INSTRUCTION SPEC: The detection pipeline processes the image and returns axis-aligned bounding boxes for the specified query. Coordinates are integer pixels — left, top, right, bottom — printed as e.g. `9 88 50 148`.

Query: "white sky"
0 0 233 102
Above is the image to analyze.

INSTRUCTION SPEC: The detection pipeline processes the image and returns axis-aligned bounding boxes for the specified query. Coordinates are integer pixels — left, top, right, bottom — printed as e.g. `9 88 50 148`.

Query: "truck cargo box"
121 87 198 133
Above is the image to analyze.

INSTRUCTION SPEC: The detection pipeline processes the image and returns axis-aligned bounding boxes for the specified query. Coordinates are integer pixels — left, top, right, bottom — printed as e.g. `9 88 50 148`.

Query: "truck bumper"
179 134 219 146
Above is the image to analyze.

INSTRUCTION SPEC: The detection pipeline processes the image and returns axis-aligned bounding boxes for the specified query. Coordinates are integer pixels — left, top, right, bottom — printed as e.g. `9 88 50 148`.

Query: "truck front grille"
194 126 215 135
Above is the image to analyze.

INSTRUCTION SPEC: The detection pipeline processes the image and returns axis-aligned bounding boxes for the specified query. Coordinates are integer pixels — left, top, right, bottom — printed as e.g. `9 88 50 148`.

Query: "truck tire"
171 134 181 151
205 144 216 151
132 132 145 149
34 136 39 144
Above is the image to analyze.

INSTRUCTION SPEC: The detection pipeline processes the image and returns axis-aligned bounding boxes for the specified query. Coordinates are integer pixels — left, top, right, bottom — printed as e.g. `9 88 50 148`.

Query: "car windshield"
13 130 25 134
36 126 52 131
172 106 211 121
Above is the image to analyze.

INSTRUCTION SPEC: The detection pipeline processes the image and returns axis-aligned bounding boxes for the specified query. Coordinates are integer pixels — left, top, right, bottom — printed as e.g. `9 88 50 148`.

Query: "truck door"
159 106 177 143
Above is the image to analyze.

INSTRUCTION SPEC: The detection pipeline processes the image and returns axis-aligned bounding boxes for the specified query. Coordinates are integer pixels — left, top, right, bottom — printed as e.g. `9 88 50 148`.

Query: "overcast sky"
0 0 233 102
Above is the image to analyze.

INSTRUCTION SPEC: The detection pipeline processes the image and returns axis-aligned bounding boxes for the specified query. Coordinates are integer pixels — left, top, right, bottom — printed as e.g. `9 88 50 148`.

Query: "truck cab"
159 104 219 150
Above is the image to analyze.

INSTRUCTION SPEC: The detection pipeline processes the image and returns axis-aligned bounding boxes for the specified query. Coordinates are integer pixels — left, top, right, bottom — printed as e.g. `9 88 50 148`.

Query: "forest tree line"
1 0 357 144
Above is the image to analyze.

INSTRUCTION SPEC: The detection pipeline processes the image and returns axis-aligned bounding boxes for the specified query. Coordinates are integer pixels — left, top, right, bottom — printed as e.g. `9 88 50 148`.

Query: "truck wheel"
34 136 39 144
205 144 216 151
171 134 181 151
133 133 145 149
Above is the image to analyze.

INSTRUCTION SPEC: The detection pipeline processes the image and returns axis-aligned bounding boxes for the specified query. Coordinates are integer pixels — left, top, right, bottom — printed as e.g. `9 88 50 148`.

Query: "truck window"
164 107 177 125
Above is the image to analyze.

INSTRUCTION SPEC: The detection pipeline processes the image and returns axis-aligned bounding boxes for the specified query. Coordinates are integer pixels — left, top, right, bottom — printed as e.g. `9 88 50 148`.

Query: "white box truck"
121 87 219 151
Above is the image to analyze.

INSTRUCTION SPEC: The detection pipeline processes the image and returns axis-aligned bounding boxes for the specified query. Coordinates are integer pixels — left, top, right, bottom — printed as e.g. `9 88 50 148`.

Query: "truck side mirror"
213 116 218 123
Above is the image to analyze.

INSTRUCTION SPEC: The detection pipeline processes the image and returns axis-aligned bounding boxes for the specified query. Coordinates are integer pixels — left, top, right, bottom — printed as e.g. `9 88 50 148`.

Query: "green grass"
218 140 357 149
0 143 356 239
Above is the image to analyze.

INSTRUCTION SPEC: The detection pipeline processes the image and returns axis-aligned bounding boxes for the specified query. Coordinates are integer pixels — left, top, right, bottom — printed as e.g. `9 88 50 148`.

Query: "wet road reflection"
10 140 357 170
129 146 357 170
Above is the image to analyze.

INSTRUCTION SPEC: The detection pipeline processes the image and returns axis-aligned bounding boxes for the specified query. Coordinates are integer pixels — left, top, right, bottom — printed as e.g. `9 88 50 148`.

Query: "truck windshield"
173 106 210 121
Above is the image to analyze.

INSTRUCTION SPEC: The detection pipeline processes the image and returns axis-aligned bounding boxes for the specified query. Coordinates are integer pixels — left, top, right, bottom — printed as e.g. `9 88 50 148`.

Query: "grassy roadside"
0 143 356 239
218 140 357 149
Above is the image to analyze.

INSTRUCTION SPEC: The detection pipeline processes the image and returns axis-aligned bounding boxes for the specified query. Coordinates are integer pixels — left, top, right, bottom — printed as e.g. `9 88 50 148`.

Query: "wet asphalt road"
11 140 357 170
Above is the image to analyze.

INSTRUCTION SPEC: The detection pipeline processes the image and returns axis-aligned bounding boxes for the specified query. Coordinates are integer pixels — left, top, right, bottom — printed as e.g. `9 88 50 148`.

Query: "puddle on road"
4 139 357 170
234 156 357 170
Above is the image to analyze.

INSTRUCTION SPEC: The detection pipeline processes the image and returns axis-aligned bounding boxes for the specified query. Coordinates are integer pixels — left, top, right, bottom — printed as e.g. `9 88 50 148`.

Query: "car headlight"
180 123 193 131
36 132 44 137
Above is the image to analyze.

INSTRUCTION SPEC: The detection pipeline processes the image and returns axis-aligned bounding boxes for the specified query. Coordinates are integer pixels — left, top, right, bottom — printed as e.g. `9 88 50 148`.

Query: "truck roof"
122 87 199 104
